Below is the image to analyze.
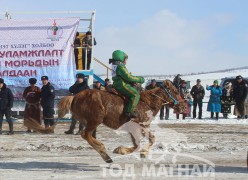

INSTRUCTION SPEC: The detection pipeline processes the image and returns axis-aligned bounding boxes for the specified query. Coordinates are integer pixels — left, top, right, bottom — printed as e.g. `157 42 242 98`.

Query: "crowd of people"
147 74 247 121
0 47 247 135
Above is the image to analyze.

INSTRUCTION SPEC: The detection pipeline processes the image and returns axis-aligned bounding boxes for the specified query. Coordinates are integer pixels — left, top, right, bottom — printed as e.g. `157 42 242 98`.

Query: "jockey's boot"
125 111 138 119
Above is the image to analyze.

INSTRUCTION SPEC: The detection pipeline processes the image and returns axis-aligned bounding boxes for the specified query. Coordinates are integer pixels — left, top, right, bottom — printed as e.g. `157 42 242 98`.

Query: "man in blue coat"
41 76 55 129
206 80 222 120
0 78 14 135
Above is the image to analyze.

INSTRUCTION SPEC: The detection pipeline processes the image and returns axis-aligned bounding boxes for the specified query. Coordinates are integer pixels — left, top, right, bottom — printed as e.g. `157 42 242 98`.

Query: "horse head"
161 80 188 114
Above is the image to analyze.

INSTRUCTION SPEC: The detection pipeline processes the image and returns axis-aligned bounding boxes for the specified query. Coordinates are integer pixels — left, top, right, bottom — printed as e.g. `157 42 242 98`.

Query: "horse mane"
140 87 163 110
140 87 160 101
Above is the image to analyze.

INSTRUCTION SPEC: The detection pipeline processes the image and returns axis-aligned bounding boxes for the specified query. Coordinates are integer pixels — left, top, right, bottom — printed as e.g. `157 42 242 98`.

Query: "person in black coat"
74 32 81 70
65 73 90 135
0 78 14 135
82 31 97 70
190 79 205 119
221 82 234 119
41 76 55 129
233 75 248 119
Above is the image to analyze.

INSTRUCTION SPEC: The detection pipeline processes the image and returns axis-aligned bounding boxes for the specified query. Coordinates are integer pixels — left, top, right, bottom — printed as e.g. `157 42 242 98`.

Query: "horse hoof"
106 158 113 163
113 147 120 154
113 146 125 154
140 153 146 159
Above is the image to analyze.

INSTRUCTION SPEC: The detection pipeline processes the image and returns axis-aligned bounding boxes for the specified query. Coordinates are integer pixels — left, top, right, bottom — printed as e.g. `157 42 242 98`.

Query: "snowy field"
1 69 248 179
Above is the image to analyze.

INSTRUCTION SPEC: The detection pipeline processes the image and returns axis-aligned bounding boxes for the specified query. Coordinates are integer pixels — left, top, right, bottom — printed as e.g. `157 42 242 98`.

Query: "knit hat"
213 80 218 84
236 75 243 80
0 78 4 83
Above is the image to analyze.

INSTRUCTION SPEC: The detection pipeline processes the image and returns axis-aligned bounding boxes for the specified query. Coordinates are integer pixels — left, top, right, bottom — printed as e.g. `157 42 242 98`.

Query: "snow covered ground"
1 69 248 179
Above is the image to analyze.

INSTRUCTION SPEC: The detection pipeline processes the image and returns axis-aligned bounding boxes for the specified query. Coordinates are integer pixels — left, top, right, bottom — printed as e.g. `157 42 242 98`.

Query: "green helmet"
112 50 128 62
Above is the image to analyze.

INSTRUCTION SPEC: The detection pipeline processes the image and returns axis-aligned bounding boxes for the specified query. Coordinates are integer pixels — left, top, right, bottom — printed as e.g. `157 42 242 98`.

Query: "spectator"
190 79 205 119
41 76 55 130
23 78 41 133
65 73 89 135
174 80 191 120
185 89 193 117
82 31 97 70
206 80 222 120
73 32 81 70
173 74 182 91
160 106 170 120
104 78 112 92
0 78 14 135
145 79 157 90
221 82 234 119
94 81 105 91
145 79 170 120
233 75 248 119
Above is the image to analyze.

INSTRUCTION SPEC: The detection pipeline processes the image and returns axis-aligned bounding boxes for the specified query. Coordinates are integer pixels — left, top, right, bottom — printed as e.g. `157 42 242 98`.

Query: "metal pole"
85 48 87 70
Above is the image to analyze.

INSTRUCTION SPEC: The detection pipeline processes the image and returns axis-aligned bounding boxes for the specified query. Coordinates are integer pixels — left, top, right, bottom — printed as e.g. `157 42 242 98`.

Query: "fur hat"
41 76 48 80
29 78 37 84
86 31 92 35
76 73 85 79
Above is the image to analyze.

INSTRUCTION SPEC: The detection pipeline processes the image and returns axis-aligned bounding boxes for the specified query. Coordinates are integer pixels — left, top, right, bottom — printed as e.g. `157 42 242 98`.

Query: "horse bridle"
152 85 186 112
160 85 179 105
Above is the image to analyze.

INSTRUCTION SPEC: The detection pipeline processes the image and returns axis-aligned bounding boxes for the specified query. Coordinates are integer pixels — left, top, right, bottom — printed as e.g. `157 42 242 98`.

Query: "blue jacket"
0 83 14 110
69 81 89 95
207 85 222 112
41 82 55 108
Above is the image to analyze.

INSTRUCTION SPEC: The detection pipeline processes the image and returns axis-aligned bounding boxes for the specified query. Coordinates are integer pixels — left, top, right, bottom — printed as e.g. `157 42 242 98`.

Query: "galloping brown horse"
25 80 187 163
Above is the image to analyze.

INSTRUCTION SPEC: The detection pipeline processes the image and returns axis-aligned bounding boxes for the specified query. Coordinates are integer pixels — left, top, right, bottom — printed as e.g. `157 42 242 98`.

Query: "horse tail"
57 96 74 119
24 118 55 134
24 96 75 134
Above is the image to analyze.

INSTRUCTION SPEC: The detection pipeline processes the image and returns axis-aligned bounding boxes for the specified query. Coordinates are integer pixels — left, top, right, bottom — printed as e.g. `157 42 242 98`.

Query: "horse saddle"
109 88 126 100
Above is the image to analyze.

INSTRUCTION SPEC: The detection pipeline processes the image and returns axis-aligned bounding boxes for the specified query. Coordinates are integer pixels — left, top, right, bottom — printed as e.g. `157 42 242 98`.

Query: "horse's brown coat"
25 80 187 163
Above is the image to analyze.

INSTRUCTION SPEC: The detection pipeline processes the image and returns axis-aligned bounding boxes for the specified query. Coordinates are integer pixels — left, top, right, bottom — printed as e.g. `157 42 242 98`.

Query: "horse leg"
140 130 155 158
82 128 113 163
113 133 140 155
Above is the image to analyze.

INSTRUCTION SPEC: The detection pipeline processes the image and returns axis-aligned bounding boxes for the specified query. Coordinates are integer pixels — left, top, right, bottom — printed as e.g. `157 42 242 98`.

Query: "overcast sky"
0 0 248 75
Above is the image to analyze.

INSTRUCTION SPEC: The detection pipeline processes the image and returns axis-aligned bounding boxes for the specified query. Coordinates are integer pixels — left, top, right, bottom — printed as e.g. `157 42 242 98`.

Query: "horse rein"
151 92 170 105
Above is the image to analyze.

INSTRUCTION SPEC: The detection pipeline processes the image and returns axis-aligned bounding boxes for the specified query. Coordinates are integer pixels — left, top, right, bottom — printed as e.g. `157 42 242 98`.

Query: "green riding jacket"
112 63 145 113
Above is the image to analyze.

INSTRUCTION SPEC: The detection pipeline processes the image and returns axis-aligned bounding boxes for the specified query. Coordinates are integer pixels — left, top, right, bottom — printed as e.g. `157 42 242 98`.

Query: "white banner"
0 17 79 89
